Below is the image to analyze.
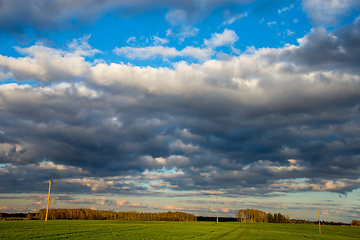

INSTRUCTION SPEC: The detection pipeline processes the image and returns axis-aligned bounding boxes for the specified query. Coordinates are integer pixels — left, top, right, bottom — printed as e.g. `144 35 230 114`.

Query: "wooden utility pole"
318 209 321 234
216 193 219 225
45 180 51 222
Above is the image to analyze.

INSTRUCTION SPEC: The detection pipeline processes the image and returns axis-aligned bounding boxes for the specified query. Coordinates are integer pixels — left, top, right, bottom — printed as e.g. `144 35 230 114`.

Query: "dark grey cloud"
0 0 256 33
282 20 360 71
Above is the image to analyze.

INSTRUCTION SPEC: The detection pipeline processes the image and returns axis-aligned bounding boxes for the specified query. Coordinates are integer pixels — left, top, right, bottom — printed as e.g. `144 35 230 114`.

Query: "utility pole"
216 193 219 225
318 209 321 234
45 180 51 222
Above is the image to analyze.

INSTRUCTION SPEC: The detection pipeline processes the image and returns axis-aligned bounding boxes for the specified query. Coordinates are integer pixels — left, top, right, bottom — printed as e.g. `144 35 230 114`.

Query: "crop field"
1 220 359 239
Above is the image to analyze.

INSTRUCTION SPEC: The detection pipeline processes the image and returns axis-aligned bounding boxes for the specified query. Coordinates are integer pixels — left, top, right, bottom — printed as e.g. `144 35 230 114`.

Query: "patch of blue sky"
0 163 9 168
340 11 360 26
0 1 315 72
89 11 170 53
144 167 180 175
41 1 305 67
0 34 24 58
0 78 39 86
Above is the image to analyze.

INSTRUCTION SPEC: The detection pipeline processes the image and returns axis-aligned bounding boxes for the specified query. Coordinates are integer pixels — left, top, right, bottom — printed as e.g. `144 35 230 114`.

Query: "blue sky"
0 0 360 223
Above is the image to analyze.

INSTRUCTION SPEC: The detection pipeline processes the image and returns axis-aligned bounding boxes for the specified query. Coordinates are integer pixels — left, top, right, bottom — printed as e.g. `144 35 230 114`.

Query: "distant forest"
235 208 353 226
1 209 358 225
235 208 290 223
351 220 360 226
26 209 197 221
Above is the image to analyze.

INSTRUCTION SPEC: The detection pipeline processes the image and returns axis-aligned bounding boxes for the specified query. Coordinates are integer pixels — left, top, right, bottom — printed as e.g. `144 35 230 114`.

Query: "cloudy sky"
0 0 360 222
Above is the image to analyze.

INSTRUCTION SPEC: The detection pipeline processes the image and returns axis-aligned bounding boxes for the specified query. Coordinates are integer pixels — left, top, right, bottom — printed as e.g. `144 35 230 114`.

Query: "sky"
0 0 360 223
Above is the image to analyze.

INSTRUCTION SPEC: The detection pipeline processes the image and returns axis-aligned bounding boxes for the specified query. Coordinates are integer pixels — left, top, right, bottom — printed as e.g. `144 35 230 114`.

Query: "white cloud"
152 36 169 45
66 35 101 57
221 12 248 26
278 4 294 14
286 29 295 36
64 178 108 191
271 178 360 193
301 0 360 25
164 9 199 42
126 37 136 44
113 45 213 61
1 160 89 177
3 27 360 110
169 140 200 155
180 46 214 60
113 29 239 61
204 29 239 48
38 161 85 172
166 28 173 37
0 36 99 81
96 28 360 109
165 9 187 26
114 46 178 59
116 200 129 206
140 155 190 169
267 21 276 27
166 25 199 43
0 71 13 80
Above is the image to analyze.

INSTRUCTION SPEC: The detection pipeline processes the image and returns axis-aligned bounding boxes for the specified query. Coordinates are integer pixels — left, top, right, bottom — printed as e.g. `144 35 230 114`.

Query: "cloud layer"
1 16 360 202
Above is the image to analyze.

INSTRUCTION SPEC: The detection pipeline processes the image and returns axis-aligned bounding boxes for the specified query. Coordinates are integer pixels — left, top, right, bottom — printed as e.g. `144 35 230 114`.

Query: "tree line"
289 219 350 226
27 209 197 221
351 220 360 226
235 209 289 223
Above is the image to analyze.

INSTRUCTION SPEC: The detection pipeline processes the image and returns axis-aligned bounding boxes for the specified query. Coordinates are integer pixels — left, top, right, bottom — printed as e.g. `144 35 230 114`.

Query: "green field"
0 221 359 239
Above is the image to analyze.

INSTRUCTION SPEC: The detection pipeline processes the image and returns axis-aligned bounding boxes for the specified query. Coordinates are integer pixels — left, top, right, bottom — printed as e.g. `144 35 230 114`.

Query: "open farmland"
1 221 359 239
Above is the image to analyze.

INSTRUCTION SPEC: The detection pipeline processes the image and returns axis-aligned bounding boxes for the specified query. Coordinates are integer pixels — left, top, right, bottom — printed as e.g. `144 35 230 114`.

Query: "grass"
0 220 359 239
